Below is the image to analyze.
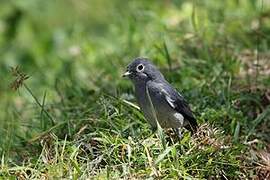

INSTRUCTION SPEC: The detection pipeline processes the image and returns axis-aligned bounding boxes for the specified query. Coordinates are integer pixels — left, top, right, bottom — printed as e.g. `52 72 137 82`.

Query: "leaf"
155 146 174 165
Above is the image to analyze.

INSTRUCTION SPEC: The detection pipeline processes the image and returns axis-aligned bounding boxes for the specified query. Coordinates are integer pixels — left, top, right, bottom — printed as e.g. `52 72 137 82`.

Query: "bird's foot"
173 128 183 142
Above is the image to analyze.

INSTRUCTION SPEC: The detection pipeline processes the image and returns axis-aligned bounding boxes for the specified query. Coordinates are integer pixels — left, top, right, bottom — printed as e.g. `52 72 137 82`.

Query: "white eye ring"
136 64 144 72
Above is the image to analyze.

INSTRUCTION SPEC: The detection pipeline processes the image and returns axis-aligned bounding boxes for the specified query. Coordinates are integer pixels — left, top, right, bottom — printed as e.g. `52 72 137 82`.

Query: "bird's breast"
134 83 158 129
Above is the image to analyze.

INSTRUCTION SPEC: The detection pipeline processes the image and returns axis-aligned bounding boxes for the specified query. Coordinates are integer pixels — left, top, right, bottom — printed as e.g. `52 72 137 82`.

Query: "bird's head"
123 57 164 83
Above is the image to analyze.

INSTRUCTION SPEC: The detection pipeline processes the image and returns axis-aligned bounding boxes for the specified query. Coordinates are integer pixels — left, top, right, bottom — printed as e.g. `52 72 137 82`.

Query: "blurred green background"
0 0 270 178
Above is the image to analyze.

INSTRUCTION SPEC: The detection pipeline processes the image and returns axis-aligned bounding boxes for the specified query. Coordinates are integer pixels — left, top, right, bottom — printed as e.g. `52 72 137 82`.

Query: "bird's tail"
185 117 198 135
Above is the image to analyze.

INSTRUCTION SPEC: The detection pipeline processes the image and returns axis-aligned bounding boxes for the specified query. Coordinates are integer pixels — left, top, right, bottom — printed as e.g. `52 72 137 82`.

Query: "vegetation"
0 0 269 179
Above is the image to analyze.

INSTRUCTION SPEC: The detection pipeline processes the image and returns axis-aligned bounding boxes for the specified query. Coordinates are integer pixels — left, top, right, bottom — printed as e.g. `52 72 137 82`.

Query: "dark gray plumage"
123 57 198 135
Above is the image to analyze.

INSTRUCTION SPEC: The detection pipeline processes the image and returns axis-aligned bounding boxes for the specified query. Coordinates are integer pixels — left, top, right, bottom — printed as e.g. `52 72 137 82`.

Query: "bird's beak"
122 71 132 77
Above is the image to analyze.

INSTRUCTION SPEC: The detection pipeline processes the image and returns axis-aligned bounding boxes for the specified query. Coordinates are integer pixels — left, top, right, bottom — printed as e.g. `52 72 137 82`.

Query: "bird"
123 57 198 138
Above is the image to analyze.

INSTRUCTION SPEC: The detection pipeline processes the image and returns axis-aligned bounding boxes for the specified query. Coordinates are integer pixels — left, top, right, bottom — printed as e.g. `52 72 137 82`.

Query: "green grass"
0 0 270 179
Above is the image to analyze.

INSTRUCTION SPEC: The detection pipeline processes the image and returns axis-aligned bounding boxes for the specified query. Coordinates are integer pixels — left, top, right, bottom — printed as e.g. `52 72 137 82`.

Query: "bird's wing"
159 82 198 133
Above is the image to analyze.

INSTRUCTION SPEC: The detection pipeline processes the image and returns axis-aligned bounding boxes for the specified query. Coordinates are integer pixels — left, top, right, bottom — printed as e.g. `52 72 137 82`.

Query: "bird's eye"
136 64 144 72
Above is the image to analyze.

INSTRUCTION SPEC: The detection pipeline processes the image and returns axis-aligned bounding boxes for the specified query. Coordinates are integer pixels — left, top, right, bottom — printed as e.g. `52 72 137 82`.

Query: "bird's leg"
151 126 157 134
173 128 182 141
